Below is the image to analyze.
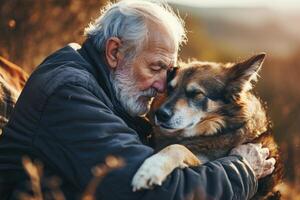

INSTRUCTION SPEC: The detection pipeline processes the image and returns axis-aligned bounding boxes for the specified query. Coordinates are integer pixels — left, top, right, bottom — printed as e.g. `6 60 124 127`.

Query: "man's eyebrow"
153 61 173 70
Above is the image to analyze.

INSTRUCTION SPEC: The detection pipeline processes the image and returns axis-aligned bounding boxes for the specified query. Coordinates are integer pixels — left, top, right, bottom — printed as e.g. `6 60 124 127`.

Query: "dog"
0 56 28 132
132 53 283 199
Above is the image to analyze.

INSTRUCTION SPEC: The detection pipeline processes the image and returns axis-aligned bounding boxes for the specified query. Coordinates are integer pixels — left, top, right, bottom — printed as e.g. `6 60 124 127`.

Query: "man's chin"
139 95 154 104
126 102 150 117
137 105 151 117
121 95 153 117
133 97 154 116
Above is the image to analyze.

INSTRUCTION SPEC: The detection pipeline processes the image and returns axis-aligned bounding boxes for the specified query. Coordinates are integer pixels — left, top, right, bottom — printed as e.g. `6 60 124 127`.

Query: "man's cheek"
137 78 154 91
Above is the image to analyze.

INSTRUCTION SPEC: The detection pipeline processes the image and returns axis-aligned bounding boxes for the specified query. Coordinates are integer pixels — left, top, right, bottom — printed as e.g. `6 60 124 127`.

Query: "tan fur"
174 99 198 119
192 114 225 136
175 99 188 110
158 144 201 167
169 76 178 88
0 56 28 133
0 56 28 94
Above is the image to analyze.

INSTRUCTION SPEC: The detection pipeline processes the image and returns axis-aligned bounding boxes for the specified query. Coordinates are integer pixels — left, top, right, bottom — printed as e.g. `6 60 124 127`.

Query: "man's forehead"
151 41 176 55
145 25 178 58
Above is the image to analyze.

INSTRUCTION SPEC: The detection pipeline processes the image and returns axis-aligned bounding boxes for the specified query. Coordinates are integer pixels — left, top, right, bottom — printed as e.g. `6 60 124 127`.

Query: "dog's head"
152 53 266 136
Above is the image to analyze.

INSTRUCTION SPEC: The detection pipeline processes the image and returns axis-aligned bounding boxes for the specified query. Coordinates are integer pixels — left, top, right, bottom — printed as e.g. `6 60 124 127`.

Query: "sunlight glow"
167 0 300 9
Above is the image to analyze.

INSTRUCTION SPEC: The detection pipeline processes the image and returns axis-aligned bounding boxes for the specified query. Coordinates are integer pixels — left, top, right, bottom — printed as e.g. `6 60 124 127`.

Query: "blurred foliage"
180 15 237 62
0 0 105 72
0 0 299 198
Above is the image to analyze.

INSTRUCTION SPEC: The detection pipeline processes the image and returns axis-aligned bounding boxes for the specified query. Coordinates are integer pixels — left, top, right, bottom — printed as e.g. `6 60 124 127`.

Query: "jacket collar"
77 39 113 101
77 39 153 145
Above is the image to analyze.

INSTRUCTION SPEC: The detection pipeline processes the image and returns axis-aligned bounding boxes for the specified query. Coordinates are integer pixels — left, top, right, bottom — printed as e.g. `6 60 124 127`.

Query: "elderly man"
0 1 275 199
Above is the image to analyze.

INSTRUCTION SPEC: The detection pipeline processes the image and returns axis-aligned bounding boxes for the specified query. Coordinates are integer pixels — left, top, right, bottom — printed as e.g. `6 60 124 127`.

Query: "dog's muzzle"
155 108 173 123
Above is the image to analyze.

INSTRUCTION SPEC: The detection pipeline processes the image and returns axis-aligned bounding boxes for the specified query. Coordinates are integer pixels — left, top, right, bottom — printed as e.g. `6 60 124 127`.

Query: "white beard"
110 60 157 117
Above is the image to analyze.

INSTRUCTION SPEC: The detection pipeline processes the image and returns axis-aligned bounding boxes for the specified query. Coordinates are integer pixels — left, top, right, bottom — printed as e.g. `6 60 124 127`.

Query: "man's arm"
34 83 258 200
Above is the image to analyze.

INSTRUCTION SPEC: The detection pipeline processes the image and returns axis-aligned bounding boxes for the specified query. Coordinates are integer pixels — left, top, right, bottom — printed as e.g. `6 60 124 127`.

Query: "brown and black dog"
0 56 28 132
132 54 283 199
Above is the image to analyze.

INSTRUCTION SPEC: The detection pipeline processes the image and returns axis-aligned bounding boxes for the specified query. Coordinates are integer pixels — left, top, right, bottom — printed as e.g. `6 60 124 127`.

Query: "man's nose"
152 71 167 93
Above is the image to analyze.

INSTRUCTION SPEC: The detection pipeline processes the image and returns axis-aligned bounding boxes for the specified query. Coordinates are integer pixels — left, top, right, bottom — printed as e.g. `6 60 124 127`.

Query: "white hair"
84 0 186 58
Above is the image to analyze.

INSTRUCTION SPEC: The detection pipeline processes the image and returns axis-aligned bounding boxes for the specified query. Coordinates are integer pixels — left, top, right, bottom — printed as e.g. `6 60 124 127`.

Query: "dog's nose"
155 108 172 123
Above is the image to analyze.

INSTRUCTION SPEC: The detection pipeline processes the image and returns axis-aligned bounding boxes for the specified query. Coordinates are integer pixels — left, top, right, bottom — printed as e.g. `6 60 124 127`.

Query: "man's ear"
225 53 266 96
105 37 123 69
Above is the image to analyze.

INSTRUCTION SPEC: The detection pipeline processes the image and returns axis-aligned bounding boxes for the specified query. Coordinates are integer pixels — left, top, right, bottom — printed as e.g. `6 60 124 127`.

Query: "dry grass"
20 156 124 200
20 154 300 199
276 182 300 200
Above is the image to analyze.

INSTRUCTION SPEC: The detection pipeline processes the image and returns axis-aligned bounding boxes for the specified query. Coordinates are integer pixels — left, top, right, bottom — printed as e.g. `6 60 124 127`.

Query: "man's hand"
230 143 276 179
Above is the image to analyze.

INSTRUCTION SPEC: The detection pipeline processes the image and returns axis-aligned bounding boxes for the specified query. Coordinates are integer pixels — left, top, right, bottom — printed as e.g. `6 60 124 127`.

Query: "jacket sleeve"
34 83 258 200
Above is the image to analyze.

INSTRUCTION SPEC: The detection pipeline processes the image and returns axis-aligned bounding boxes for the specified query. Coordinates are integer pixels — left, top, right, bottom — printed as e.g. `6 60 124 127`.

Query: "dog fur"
0 56 28 133
132 54 283 199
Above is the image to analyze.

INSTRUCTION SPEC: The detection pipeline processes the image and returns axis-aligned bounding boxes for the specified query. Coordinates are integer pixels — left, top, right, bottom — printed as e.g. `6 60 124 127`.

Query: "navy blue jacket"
0 40 257 200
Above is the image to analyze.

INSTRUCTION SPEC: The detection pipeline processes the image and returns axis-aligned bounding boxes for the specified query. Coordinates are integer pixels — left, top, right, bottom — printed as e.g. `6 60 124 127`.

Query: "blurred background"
0 0 299 198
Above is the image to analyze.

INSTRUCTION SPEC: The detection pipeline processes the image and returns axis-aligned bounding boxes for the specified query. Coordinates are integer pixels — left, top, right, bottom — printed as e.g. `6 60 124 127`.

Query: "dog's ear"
225 53 266 97
167 66 179 83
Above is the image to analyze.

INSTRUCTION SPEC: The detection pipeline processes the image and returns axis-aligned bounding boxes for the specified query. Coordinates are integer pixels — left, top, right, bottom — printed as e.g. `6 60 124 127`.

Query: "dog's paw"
131 155 170 192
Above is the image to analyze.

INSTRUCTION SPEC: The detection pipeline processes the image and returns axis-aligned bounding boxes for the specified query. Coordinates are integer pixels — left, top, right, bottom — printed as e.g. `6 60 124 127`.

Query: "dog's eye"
186 90 204 98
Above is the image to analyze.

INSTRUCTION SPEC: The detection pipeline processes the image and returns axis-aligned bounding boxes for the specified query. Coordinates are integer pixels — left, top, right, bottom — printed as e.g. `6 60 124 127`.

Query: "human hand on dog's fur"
230 143 276 179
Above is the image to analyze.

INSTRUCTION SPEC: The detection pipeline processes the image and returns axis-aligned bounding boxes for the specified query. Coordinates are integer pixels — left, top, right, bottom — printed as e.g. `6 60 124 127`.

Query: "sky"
167 0 300 9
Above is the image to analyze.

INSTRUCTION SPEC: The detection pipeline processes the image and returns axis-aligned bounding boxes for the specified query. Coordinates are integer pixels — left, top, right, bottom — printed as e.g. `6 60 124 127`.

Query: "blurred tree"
0 0 106 72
